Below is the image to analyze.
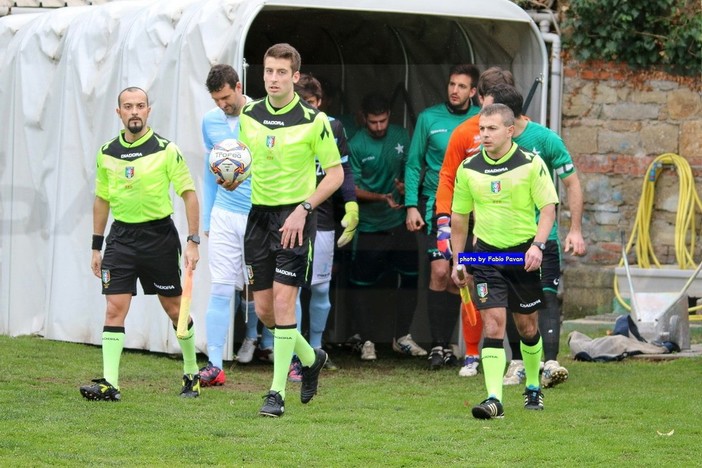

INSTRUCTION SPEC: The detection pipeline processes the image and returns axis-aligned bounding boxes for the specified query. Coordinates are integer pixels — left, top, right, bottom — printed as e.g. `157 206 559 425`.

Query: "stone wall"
559 60 702 318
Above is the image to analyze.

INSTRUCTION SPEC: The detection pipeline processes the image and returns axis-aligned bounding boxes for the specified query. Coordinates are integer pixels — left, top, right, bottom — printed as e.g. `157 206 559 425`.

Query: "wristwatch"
300 201 313 215
531 241 546 251
186 234 201 245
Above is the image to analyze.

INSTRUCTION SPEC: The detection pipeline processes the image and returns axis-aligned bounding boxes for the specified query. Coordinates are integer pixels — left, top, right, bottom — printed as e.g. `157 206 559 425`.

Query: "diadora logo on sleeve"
275 267 297 278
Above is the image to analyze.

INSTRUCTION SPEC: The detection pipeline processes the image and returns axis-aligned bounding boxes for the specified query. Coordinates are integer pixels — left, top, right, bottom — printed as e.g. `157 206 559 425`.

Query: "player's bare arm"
561 172 586 256
450 211 470 287
525 203 555 272
355 185 403 210
181 189 200 270
91 196 110 278
406 207 426 231
280 163 343 248
217 177 244 191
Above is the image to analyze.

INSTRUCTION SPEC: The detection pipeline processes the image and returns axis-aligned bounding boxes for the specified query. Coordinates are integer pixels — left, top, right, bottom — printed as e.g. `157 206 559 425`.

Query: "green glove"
337 201 359 247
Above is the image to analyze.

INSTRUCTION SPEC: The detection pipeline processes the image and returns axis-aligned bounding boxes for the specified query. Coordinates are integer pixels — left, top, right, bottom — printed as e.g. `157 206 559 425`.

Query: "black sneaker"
259 391 285 417
180 374 201 398
443 348 458 367
472 397 504 419
523 387 544 410
428 346 444 370
345 333 364 354
79 378 121 401
300 348 327 404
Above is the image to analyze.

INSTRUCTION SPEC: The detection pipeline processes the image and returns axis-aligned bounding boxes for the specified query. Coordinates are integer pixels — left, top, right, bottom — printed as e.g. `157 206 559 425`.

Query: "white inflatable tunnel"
0 0 548 357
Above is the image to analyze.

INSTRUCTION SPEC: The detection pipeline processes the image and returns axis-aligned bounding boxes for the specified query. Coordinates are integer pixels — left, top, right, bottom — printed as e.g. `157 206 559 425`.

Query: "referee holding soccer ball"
236 43 343 417
80 87 201 402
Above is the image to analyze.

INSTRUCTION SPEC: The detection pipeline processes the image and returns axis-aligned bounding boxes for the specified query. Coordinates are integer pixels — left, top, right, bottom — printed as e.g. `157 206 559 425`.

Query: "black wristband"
92 235 105 251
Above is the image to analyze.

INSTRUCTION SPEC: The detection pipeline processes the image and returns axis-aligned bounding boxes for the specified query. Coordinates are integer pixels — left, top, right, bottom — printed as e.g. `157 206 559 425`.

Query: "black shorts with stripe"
101 216 182 297
244 204 317 291
469 238 543 314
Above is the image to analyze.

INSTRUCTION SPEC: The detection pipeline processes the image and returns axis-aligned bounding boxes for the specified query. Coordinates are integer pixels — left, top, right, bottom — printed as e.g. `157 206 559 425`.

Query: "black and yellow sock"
271 325 297 399
520 332 543 389
176 321 198 375
102 326 125 389
481 338 506 401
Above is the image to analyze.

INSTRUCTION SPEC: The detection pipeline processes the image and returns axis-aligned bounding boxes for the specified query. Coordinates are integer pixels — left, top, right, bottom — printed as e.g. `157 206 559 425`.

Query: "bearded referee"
451 103 558 419
81 87 201 401
233 43 343 417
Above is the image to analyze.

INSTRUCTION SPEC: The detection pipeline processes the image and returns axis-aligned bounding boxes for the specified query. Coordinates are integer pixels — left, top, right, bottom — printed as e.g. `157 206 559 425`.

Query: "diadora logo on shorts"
275 268 296 278
520 299 542 309
153 283 176 290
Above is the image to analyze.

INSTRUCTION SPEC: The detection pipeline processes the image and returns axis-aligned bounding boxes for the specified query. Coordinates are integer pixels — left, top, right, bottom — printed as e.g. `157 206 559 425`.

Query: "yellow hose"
613 153 702 316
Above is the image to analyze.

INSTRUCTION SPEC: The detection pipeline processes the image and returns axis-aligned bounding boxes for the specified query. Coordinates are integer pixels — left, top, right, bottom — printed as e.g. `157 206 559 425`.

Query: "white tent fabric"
0 0 547 357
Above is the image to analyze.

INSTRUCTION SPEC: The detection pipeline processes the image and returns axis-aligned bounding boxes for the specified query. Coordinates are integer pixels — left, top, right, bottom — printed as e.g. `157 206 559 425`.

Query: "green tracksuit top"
349 124 410 232
405 102 478 213
514 121 576 242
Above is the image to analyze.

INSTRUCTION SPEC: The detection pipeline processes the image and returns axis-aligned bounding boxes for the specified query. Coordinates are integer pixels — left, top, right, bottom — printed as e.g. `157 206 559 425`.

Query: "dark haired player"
404 64 480 371
236 43 343 417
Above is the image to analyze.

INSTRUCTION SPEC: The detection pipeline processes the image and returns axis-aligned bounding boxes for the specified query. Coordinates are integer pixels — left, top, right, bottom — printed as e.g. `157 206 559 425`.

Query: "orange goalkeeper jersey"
435 114 480 218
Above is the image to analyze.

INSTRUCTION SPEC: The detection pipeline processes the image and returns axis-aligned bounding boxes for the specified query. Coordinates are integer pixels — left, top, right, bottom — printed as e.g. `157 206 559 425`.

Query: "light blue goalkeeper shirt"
201 100 252 232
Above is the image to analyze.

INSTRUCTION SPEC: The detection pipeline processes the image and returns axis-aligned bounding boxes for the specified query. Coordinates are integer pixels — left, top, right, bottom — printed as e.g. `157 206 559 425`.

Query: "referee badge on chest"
125 166 135 179
266 136 275 148
490 181 501 194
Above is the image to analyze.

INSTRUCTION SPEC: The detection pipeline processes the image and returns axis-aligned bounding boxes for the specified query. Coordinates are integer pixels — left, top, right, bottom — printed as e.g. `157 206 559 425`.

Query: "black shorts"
541 239 561 293
245 204 317 291
470 238 543 314
350 223 418 285
101 217 182 297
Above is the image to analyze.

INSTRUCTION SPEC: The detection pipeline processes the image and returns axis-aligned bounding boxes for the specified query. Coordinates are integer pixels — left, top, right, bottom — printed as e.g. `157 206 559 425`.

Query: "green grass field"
1 323 700 467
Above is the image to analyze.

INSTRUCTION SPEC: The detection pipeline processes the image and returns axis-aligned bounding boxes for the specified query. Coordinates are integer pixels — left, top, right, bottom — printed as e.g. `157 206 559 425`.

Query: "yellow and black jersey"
95 128 195 223
452 142 558 249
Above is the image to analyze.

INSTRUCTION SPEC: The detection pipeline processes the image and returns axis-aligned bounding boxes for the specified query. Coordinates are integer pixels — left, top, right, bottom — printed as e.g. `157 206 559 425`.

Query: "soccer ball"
208 138 252 183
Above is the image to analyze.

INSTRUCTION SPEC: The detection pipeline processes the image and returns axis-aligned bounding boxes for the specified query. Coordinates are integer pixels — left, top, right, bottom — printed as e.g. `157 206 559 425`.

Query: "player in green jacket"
404 64 480 370
347 92 427 361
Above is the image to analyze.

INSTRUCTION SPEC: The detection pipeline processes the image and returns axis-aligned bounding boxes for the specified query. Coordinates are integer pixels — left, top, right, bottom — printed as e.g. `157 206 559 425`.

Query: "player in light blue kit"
199 64 263 386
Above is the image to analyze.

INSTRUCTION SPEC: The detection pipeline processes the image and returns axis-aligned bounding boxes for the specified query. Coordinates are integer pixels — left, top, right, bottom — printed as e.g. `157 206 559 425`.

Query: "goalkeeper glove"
436 216 452 260
337 201 359 248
